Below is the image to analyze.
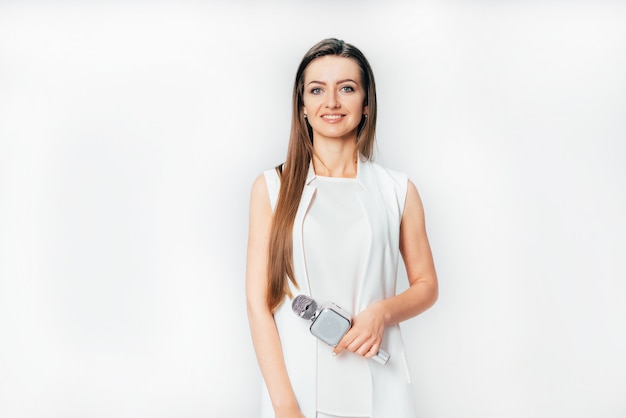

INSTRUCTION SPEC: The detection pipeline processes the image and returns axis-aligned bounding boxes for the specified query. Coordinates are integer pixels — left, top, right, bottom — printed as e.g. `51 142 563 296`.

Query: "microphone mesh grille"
291 295 317 320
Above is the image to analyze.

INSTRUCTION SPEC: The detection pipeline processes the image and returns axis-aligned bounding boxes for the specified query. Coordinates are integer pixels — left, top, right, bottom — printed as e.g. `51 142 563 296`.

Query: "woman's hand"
332 301 387 359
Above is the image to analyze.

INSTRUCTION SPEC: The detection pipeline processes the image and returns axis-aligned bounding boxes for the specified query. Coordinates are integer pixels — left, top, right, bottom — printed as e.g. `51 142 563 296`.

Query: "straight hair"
266 38 378 311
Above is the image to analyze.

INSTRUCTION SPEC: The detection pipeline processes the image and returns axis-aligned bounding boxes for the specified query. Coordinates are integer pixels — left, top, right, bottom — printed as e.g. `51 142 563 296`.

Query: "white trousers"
316 413 368 418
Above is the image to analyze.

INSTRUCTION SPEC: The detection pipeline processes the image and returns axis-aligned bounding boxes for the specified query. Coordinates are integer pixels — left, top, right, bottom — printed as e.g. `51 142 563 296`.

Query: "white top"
303 176 372 416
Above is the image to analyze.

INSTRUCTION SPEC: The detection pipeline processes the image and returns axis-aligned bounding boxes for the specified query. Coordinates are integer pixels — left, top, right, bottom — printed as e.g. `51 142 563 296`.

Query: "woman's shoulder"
363 161 410 211
262 165 282 185
364 160 408 187
258 165 283 212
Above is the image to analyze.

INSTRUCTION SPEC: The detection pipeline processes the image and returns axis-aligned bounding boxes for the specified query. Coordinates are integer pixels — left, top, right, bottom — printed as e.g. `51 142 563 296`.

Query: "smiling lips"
321 114 345 123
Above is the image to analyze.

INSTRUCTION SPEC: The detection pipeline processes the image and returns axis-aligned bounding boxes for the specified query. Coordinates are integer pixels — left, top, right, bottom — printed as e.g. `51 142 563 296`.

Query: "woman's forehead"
304 56 362 83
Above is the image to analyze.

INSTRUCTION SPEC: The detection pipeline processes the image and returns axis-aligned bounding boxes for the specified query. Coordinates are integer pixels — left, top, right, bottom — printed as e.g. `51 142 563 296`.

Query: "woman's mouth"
321 114 345 123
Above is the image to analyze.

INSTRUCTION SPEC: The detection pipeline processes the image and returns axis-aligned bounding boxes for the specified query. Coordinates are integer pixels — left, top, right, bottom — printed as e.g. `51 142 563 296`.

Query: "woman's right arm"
246 174 304 418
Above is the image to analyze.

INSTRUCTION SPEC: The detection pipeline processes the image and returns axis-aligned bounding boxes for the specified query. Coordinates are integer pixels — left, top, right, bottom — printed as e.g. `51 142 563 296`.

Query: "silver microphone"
291 294 390 365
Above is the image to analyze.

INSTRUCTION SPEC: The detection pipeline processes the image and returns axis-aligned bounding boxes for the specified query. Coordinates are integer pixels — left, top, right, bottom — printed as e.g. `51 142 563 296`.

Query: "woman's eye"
311 87 322 95
340 85 355 93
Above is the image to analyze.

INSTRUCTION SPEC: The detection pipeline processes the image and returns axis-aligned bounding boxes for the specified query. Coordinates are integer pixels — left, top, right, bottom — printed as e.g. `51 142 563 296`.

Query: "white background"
1 1 625 417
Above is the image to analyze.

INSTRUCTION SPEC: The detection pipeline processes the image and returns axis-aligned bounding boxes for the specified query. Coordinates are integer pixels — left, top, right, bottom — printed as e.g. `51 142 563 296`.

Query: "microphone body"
292 295 390 365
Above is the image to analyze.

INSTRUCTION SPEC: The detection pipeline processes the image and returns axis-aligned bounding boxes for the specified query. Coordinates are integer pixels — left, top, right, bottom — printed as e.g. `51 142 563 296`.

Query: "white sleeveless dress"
260 159 417 418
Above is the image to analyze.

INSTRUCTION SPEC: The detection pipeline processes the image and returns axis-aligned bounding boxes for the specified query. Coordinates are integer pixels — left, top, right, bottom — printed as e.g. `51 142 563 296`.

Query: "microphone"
292 294 318 320
292 294 390 365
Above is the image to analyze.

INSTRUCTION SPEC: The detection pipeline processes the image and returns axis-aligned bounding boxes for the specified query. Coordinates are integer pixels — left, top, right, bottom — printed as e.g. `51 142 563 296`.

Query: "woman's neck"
311 140 358 178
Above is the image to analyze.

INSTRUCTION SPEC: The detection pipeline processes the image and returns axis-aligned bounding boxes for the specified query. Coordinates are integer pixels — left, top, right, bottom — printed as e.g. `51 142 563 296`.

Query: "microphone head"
291 295 318 320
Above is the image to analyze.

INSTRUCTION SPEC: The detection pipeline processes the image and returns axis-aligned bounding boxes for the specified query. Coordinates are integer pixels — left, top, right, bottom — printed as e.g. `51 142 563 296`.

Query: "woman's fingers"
333 326 381 357
363 342 381 358
333 302 386 358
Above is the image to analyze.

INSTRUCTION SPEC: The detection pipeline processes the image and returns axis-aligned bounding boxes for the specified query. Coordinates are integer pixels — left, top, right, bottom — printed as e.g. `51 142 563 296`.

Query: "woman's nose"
324 90 339 108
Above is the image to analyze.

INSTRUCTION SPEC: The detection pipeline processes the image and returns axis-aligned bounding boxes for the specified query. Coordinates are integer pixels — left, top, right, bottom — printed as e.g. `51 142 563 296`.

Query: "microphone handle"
372 349 390 365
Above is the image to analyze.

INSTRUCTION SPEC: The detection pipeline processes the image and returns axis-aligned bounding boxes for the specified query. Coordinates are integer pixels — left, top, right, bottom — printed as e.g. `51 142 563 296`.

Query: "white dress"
260 159 417 418
302 176 372 417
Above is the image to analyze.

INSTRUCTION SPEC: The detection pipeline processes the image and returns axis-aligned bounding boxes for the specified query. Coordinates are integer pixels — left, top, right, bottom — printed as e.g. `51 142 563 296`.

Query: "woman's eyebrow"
307 79 357 85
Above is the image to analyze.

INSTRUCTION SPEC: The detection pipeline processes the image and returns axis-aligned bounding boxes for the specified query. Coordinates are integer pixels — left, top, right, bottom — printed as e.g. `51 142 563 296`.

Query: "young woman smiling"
246 38 438 418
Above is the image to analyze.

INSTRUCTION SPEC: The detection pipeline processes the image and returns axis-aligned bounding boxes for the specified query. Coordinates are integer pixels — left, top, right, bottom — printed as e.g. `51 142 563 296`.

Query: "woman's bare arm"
334 179 438 358
246 174 304 418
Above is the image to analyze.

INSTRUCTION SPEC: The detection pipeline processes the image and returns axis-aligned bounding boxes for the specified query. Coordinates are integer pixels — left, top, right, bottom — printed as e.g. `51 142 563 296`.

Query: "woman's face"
302 55 367 143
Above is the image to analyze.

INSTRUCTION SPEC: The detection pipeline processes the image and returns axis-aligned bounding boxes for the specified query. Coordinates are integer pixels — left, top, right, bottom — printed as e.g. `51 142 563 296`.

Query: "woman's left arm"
334 179 438 358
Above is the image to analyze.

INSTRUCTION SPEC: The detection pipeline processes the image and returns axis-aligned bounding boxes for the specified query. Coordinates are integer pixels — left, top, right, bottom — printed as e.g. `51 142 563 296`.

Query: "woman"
246 38 438 418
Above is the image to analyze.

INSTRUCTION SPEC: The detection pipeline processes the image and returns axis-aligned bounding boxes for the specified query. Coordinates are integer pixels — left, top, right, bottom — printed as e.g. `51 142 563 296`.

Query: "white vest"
260 159 417 418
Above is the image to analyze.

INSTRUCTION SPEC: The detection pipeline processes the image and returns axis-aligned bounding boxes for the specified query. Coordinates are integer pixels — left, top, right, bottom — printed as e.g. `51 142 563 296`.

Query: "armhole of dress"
370 163 409 218
387 169 409 217
263 166 282 213
399 175 409 217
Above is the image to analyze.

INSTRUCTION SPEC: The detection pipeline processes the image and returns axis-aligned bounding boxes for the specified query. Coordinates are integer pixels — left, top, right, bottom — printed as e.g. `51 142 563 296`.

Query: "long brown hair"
266 38 378 312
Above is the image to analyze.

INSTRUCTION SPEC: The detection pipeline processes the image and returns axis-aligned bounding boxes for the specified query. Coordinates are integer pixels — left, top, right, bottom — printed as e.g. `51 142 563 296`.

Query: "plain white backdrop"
1 1 625 417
